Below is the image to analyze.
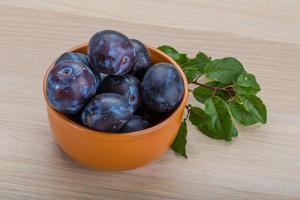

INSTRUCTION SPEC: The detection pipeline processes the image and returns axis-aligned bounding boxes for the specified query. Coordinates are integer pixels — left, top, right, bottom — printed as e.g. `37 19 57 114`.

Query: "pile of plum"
46 30 184 133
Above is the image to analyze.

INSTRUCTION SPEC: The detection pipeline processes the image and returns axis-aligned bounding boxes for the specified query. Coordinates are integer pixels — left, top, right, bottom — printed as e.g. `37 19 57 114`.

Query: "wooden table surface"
1 1 300 199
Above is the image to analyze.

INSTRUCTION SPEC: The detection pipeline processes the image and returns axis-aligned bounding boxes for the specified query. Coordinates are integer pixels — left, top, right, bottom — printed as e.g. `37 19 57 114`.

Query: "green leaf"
196 121 237 142
234 84 259 95
189 97 237 141
189 106 210 127
230 124 238 138
203 97 233 140
184 66 202 83
237 73 260 89
226 124 239 141
193 83 213 104
203 57 245 84
229 101 260 125
182 52 211 69
158 45 189 65
182 52 211 83
234 73 260 95
171 120 188 158
196 124 215 139
239 95 267 124
193 81 229 104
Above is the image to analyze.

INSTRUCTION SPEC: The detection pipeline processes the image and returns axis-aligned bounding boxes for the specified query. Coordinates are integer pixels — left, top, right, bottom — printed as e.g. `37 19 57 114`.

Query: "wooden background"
0 0 299 199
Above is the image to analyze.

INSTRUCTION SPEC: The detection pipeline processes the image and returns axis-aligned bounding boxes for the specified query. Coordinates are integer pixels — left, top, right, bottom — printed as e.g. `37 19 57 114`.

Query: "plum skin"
55 52 101 88
46 61 98 114
100 75 141 112
81 93 133 132
121 115 150 133
142 63 184 112
88 30 135 75
130 39 151 78
55 52 90 67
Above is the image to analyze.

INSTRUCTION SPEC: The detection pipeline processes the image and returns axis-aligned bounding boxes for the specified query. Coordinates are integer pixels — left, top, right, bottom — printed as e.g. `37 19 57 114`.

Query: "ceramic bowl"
43 43 188 170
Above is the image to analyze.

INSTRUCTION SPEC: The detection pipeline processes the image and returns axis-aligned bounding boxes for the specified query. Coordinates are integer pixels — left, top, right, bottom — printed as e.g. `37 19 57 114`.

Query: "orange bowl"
43 43 189 171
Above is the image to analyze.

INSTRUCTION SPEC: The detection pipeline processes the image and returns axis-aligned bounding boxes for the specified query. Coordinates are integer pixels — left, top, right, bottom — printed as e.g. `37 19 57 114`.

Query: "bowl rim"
43 42 189 139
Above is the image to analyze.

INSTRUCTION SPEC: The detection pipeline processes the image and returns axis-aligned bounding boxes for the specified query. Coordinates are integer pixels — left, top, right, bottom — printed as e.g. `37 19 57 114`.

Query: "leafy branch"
158 45 267 158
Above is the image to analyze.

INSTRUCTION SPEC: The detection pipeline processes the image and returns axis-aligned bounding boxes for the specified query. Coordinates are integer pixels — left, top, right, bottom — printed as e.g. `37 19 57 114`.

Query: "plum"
130 39 151 79
100 75 141 112
55 52 101 88
88 30 135 75
81 93 133 132
55 52 90 66
142 63 184 112
121 115 150 133
46 61 98 114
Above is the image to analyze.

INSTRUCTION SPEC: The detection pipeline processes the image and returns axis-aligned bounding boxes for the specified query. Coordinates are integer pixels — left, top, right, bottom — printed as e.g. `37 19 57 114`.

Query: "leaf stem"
185 105 191 120
222 85 234 89
191 81 234 93
212 89 217 97
191 81 211 88
229 90 233 98
195 74 202 82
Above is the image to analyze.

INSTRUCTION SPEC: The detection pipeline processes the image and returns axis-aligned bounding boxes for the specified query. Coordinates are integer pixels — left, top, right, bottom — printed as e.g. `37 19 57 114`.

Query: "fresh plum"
130 39 151 79
101 75 141 112
121 115 150 133
55 52 101 88
46 61 98 114
81 93 133 132
88 30 135 75
142 63 184 112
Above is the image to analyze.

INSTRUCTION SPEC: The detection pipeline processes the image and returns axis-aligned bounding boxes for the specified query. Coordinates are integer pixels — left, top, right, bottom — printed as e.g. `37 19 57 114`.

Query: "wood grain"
0 1 300 199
